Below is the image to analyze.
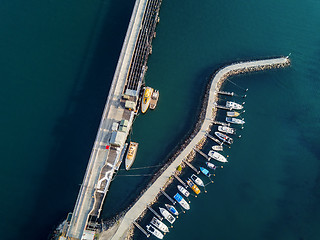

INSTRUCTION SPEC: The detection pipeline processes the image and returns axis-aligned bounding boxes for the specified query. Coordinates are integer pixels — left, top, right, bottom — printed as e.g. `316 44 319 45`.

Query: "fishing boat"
212 145 223 151
177 185 190 197
159 207 175 224
173 193 190 210
226 117 245 125
200 167 211 177
186 179 201 194
206 162 217 170
190 174 204 187
227 111 240 117
208 150 228 163
165 204 179 216
226 101 243 110
146 224 164 239
141 87 153 113
125 142 139 170
150 217 169 233
215 131 233 144
150 89 159 110
218 125 236 135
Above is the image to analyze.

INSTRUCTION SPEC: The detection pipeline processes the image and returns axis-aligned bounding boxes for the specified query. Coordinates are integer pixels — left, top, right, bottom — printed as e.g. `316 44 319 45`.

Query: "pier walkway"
103 56 290 239
65 0 161 239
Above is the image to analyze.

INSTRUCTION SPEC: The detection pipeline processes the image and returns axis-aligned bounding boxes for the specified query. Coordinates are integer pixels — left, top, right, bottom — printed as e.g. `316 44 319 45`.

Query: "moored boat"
226 117 245 125
190 174 204 187
186 179 201 194
141 87 153 113
206 162 217 170
125 142 139 170
218 125 236 135
177 185 190 197
146 224 164 239
165 204 179 216
215 131 233 144
159 207 175 224
150 89 159 110
227 111 240 117
208 150 228 163
226 101 243 110
173 193 190 210
200 167 211 177
150 217 169 233
212 145 223 151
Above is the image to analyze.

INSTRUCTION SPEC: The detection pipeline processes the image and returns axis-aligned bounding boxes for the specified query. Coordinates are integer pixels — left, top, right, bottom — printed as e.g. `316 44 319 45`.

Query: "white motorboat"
159 207 175 224
226 101 243 110
190 174 204 187
165 204 179 216
206 162 217 170
212 145 223 151
177 185 190 197
146 224 164 239
218 125 236 135
226 117 245 125
174 193 190 210
150 217 169 233
215 131 233 144
208 150 228 163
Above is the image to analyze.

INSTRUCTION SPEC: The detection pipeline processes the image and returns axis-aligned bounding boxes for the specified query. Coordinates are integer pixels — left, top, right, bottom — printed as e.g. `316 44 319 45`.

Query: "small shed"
125 100 136 111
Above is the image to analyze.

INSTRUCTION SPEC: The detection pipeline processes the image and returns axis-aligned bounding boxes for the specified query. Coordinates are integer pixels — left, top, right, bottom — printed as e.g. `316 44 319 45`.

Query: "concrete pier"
63 0 162 239
102 56 290 240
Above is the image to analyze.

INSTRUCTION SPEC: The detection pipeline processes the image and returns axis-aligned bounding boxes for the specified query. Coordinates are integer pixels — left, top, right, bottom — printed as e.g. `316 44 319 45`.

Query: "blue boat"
165 204 178 216
173 193 190 210
200 167 211 177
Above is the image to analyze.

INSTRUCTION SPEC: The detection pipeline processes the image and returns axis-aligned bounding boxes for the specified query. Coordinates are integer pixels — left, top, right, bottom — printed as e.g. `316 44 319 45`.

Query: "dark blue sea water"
1 0 320 240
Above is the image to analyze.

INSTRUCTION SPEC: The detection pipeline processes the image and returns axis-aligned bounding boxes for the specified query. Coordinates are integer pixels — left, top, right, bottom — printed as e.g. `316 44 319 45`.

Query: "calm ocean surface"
1 0 319 240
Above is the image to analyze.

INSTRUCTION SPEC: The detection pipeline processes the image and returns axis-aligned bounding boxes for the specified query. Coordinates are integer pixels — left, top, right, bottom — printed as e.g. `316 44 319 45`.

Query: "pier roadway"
104 56 290 239
65 0 150 239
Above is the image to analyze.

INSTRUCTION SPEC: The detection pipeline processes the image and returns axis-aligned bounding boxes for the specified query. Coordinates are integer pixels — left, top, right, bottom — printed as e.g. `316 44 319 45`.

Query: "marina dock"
102 56 291 239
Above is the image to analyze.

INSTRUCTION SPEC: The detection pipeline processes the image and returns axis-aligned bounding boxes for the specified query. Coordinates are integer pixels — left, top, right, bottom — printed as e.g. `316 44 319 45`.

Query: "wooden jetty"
160 189 176 205
183 159 200 174
147 205 163 221
174 175 188 189
206 133 222 145
217 91 234 96
194 148 209 160
133 221 150 238
215 105 232 110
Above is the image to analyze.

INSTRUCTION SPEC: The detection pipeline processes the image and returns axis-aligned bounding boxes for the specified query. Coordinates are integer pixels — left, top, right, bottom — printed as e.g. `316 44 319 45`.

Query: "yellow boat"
227 111 240 117
141 87 153 113
187 179 201 195
125 142 139 170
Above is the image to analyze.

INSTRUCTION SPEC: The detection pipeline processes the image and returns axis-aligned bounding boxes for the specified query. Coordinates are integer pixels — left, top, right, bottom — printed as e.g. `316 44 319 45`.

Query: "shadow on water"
17 0 135 239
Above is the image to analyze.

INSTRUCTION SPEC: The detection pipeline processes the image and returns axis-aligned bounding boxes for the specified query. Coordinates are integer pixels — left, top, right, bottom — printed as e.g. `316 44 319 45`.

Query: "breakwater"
101 56 291 240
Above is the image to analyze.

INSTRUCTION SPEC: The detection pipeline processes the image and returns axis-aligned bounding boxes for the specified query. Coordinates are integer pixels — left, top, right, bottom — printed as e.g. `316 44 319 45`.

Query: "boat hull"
186 180 201 194
208 150 228 163
191 174 204 187
125 142 139 170
141 87 153 113
177 185 190 197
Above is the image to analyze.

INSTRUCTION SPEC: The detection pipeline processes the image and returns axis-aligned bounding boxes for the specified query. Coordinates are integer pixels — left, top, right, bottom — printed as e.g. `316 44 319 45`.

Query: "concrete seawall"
101 56 291 240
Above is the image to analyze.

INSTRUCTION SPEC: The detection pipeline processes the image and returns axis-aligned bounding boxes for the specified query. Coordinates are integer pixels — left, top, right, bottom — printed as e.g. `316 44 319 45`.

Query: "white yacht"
146 224 164 239
159 207 175 224
208 150 228 163
218 125 236 135
150 217 169 233
226 101 243 110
